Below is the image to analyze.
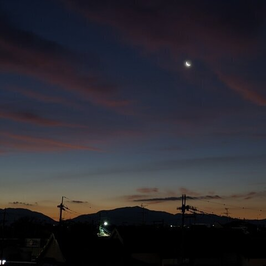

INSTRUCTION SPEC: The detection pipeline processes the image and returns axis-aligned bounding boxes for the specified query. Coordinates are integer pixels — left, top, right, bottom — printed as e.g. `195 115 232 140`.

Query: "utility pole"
177 194 187 264
177 194 199 264
177 194 198 228
177 194 188 228
181 194 186 228
57 196 66 224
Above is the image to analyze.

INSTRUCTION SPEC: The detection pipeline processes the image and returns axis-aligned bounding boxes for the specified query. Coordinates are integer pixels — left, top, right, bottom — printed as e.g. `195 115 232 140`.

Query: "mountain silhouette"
0 208 56 225
72 206 178 225
70 206 266 227
1 206 266 227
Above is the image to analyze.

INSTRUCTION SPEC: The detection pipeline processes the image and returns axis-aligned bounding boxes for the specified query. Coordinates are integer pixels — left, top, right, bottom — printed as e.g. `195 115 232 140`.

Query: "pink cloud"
217 72 266 106
0 16 129 110
0 131 102 153
0 110 63 126
9 86 81 109
64 1 264 58
63 0 266 106
0 109 90 129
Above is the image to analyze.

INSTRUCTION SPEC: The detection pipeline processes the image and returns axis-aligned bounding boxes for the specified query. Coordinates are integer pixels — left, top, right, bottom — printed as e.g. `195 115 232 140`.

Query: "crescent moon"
185 61 191 67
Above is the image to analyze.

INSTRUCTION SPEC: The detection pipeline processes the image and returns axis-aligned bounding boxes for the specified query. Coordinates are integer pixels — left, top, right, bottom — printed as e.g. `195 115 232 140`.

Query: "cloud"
230 192 257 200
72 154 266 177
0 110 63 126
122 194 151 202
136 187 158 194
0 13 128 109
133 194 222 203
9 86 82 109
0 131 102 153
0 109 90 129
63 0 266 106
120 186 222 204
9 201 33 206
134 196 182 202
67 200 88 204
217 72 266 106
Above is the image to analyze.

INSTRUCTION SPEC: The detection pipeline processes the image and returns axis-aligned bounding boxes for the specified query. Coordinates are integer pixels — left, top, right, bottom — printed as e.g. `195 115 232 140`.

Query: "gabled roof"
36 233 65 263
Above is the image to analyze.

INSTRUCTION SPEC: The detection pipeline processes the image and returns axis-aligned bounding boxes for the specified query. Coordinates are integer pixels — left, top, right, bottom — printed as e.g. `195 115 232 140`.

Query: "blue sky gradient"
1 0 266 221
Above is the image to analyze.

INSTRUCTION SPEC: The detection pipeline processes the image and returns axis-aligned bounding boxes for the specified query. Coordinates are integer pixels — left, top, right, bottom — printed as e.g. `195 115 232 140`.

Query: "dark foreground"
1 218 266 266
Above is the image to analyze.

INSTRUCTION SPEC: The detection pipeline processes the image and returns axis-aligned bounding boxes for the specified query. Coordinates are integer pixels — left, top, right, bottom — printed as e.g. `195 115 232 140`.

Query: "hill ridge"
1 206 266 226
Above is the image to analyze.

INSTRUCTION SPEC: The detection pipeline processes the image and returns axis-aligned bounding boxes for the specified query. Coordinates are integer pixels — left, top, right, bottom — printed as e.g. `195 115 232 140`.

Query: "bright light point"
0 260 6 265
185 60 191 68
103 221 108 226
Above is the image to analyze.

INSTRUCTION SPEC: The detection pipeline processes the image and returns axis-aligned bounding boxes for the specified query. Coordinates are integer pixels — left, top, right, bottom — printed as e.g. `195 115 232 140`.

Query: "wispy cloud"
9 201 34 206
133 195 221 203
0 109 90 129
127 189 263 204
136 187 158 194
216 72 266 106
0 131 102 153
0 110 63 126
0 13 128 109
119 186 221 205
63 0 266 106
230 192 257 200
67 200 88 204
71 154 266 177
9 86 82 109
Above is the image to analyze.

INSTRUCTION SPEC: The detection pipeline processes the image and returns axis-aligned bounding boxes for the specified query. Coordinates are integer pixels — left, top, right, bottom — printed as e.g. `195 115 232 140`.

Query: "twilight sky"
1 0 266 221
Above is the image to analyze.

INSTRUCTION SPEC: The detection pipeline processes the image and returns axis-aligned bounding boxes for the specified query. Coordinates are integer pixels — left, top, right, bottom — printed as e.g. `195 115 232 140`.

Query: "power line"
195 197 266 218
